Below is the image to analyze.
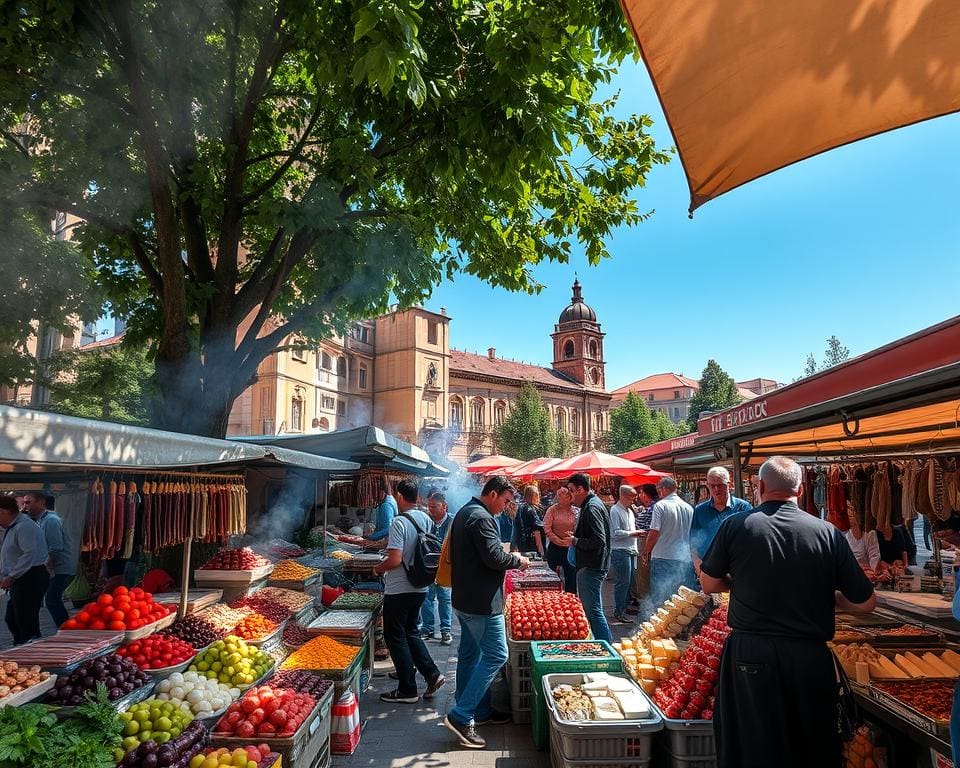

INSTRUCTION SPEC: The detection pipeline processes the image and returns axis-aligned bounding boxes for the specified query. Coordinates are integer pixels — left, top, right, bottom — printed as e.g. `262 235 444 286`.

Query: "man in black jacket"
444 476 530 749
566 473 612 642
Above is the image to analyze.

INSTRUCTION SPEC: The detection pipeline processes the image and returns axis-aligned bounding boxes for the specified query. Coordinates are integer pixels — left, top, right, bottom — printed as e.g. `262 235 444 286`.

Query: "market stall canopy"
508 457 562 480
234 425 448 476
620 0 960 212
0 405 358 474
465 454 521 474
531 450 661 480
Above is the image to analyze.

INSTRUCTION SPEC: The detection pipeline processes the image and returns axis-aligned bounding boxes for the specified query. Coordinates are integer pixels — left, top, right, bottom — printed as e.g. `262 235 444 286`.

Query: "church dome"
558 279 597 324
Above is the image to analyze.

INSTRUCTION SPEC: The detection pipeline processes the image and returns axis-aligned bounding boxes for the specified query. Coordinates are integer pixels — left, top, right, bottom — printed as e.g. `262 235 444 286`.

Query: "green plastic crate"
531 640 623 751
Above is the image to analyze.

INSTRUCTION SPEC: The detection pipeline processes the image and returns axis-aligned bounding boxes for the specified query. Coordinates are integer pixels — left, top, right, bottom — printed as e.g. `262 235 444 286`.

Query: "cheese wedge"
922 653 957 678
635 663 658 680
905 652 939 677
604 677 636 693
612 690 652 719
940 650 960 673
638 679 657 694
894 654 926 678
876 656 909 679
682 605 700 619
592 696 625 720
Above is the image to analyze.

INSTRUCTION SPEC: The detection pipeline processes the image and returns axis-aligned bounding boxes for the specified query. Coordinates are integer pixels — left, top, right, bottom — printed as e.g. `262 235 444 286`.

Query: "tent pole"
732 442 744 498
323 478 329 557
180 485 194 618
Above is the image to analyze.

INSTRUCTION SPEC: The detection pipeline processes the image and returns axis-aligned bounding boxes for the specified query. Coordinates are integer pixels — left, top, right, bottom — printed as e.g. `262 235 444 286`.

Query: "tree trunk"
149 362 236 438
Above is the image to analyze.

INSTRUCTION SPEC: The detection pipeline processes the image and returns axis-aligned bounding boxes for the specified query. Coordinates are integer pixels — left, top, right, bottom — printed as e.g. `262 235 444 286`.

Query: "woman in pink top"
543 487 579 593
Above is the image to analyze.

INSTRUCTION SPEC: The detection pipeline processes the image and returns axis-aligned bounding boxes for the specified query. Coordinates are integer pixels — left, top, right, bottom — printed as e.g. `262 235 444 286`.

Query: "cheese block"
894 654 926 678
604 677 636 693
690 594 708 607
635 663 658 680
584 689 607 697
681 604 700 619
582 679 613 691
592 696 625 720
922 653 957 678
638 679 657 694
653 664 669 679
876 657 909 679
656 607 673 622
638 653 653 664
612 690 652 719
676 614 692 626
677 586 697 599
905 652 939 677
940 650 960 673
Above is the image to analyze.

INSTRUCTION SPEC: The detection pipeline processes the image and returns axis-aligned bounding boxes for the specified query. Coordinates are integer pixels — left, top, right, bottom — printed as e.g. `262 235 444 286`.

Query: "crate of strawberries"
196 549 274 585
212 678 334 768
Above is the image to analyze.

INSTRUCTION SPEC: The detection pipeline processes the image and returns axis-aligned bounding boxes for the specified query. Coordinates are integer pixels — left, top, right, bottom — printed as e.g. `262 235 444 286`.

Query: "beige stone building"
226 280 612 464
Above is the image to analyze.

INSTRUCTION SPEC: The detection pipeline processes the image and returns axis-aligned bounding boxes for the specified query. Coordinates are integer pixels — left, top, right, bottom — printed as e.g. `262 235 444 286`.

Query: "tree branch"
1 130 30 157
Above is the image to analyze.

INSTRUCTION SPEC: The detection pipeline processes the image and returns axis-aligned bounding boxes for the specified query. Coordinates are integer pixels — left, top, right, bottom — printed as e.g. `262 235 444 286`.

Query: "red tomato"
97 593 114 606
91 620 106 630
109 620 125 631
236 721 256 738
62 619 79 630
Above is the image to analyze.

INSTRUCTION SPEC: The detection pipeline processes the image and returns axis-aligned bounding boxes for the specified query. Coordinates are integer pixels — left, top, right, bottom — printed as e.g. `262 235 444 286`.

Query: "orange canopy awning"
620 0 960 212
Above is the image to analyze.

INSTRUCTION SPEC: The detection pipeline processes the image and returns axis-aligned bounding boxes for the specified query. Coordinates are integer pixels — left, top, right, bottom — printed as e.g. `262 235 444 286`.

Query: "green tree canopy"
607 391 657 453
652 409 680 441
0 0 668 436
686 359 741 430
495 381 567 461
799 335 851 379
48 345 153 425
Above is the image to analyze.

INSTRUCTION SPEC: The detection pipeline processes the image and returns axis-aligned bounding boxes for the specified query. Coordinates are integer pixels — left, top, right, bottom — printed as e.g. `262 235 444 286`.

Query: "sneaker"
444 715 486 749
609 613 626 625
423 674 446 699
475 710 512 725
380 689 419 704
419 630 436 640
440 632 453 646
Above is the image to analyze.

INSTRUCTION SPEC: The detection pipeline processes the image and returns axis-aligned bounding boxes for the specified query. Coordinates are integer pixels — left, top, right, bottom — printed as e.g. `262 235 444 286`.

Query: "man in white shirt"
609 485 643 624
373 480 445 704
641 477 695 615
0 496 50 644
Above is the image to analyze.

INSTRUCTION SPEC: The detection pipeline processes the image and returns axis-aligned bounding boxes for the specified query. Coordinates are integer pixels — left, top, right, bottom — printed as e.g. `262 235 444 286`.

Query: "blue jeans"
451 611 508 725
419 584 452 634
577 568 612 642
45 573 73 628
952 680 960 762
610 550 637 615
649 557 697 611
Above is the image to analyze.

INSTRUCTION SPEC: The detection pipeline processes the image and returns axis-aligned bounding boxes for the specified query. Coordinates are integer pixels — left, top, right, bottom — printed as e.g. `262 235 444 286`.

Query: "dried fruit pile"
230 594 291 623
200 605 254 634
200 548 271 571
255 587 313 613
232 614 279 642
280 635 359 671
269 560 319 581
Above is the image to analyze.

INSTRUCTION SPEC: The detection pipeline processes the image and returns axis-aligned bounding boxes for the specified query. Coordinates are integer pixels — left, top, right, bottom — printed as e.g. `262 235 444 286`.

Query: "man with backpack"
372 479 445 704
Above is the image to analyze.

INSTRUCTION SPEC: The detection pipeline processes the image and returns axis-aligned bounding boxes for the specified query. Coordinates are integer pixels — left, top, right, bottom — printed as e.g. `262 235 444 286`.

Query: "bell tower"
551 279 605 390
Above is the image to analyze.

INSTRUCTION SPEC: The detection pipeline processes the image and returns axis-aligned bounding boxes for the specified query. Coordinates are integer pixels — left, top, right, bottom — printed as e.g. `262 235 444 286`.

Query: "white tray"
123 612 178 642
0 674 57 708
194 563 274 585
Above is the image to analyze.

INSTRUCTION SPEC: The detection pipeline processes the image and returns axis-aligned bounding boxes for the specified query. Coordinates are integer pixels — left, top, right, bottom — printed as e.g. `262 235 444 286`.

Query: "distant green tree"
48 345 153 425
652 409 680 440
686 360 741 431
799 335 851 379
556 429 575 459
803 353 819 377
607 392 658 453
494 381 558 461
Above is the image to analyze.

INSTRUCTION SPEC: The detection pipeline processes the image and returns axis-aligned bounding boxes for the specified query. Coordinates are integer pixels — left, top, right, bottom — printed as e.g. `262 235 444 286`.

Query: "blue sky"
428 57 960 390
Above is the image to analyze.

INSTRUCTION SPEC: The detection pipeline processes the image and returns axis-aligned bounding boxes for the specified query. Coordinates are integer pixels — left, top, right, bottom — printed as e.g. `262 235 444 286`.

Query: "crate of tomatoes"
61 586 176 642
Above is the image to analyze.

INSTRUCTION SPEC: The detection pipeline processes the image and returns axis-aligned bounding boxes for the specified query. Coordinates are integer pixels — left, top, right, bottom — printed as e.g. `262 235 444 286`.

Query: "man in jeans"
609 485 642 624
23 492 74 628
419 491 454 645
372 479 445 704
445 476 530 749
566 473 612 642
642 477 695 610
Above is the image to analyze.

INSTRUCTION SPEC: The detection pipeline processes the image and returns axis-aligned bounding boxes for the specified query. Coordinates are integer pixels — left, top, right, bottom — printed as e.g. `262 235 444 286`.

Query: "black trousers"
383 591 440 696
714 631 841 768
546 543 577 593
5 565 50 645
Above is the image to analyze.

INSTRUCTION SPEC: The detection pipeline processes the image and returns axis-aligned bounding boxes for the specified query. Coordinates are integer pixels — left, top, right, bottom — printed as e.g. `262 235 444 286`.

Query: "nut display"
269 560 319 581
200 605 254 634
254 587 313 613
229 594 291 623
0 661 49 698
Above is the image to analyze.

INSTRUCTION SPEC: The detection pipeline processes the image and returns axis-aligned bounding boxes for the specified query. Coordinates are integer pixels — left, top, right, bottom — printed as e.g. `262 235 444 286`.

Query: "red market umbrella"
508 457 563 480
465 454 522 474
532 450 657 480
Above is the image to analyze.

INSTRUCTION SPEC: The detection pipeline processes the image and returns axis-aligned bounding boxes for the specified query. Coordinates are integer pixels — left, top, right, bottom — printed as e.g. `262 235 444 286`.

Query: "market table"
854 689 952 764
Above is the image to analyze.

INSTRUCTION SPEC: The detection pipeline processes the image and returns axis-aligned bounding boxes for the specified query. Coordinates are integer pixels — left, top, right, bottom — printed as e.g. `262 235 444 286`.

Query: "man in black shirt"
566 473 612 643
700 456 875 768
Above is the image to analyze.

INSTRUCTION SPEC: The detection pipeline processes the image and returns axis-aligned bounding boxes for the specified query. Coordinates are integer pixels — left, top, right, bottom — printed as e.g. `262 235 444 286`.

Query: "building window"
595 412 604 432
471 398 485 429
320 351 332 370
673 390 681 400
322 395 335 411
563 339 575 359
291 345 306 362
571 409 580 436
589 339 599 359
494 400 507 427
291 396 304 432
590 368 601 385
359 366 368 389
648 393 655 402
450 397 464 427
337 356 347 377
428 320 438 345
337 400 346 416
317 417 330 431
556 408 566 433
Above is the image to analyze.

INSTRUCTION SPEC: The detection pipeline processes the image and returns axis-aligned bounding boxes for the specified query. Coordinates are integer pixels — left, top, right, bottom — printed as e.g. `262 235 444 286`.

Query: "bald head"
758 456 803 497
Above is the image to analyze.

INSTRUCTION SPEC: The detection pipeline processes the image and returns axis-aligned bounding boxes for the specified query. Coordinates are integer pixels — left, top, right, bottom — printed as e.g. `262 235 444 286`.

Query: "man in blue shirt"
364 482 398 547
0 496 50 644
497 498 516 546
690 466 752 578
420 491 455 644
23 491 75 628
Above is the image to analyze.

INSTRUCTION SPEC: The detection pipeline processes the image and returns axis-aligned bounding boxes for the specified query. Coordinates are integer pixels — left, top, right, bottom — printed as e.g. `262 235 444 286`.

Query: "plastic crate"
544 673 662 762
212 684 333 768
508 631 532 674
511 686 532 724
550 728 652 768
651 750 716 768
531 641 623 751
649 702 715 760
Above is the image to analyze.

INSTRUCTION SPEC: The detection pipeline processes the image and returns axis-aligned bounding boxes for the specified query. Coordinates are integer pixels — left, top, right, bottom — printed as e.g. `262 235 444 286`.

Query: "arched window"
291 396 304 432
595 412 604 432
590 368 601 385
494 400 507 427
320 351 332 371
563 339 575 359
449 397 464 427
570 409 580 437
336 356 347 377
589 339 599 359
317 417 330 431
556 407 566 433
471 398 485 429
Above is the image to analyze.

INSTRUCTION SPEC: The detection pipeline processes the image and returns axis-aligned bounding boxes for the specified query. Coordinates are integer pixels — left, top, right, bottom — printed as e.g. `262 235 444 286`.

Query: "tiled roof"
611 372 699 395
79 332 126 351
449 349 591 392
